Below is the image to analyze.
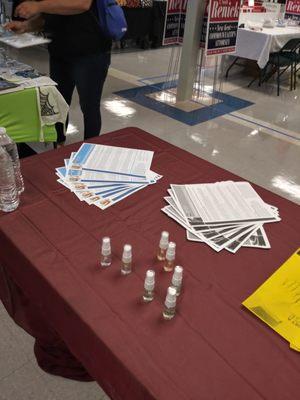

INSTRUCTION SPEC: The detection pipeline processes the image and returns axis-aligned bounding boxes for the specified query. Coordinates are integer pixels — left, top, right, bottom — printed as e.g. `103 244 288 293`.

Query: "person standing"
6 0 112 143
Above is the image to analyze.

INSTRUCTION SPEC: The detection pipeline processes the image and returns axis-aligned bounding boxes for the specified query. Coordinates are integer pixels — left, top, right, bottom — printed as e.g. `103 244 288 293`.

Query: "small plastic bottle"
157 231 169 261
143 270 155 303
0 127 24 194
100 237 112 268
164 242 176 272
121 244 132 275
163 287 177 320
171 266 183 296
0 146 19 212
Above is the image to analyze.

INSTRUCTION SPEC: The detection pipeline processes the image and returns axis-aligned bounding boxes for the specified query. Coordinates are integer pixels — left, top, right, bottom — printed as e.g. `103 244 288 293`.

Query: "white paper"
162 181 279 254
171 181 280 225
71 143 154 178
55 145 160 211
0 33 51 48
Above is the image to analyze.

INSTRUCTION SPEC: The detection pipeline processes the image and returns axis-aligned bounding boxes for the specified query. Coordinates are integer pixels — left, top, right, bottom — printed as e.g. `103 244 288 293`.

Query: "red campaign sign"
180 0 188 13
205 0 241 56
163 0 187 45
209 0 240 22
200 0 210 48
178 0 188 43
167 0 182 14
285 0 300 21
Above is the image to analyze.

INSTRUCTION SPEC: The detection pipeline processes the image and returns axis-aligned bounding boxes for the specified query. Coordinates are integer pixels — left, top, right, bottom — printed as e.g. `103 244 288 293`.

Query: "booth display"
0 128 299 400
0 88 57 143
0 55 68 143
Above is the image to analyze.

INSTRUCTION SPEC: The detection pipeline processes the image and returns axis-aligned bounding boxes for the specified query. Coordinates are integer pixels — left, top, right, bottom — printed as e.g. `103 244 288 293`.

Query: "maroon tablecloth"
0 127 299 400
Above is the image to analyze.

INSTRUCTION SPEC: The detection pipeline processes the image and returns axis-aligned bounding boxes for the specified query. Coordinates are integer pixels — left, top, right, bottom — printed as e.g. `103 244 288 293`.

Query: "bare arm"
15 0 93 20
5 15 45 34
38 0 93 15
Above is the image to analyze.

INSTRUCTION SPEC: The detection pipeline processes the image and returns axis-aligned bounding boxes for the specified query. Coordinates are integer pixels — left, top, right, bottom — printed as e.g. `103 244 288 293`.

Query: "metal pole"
176 0 206 102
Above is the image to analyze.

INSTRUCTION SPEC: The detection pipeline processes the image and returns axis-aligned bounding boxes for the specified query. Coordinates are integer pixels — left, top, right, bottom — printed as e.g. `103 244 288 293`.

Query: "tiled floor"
0 301 108 400
1 44 300 399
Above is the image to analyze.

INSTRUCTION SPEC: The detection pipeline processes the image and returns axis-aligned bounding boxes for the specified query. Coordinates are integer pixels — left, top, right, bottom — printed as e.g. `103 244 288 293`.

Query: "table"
239 11 279 25
0 55 68 143
234 26 300 68
0 127 300 400
0 87 57 143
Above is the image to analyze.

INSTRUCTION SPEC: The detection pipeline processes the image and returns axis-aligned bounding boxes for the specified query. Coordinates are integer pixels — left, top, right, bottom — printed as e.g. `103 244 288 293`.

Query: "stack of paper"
0 77 19 94
56 143 162 210
0 32 50 49
0 58 56 94
161 181 280 253
243 248 300 351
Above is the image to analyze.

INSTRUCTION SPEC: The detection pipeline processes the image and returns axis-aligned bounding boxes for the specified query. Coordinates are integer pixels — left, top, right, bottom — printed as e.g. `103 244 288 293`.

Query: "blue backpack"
96 0 128 41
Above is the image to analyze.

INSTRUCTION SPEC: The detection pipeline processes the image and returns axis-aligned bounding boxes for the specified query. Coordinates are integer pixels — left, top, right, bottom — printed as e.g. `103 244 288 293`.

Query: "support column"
176 0 206 102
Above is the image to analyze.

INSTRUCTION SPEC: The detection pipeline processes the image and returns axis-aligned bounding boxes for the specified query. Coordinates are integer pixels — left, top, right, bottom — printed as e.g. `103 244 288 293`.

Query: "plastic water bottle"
0 146 19 212
0 128 24 193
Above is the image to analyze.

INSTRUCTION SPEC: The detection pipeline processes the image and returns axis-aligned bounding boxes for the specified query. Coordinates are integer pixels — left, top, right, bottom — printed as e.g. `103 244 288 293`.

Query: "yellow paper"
243 248 300 350
289 342 300 352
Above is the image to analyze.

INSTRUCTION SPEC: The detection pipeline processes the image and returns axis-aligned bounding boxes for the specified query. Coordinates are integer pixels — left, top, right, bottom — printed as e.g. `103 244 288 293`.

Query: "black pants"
49 52 111 143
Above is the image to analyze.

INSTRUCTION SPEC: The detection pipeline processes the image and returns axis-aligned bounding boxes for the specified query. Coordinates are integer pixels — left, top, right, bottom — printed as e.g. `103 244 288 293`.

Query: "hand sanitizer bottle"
121 244 132 275
100 237 112 268
143 270 155 302
171 265 183 296
164 242 176 272
163 287 177 320
157 231 169 261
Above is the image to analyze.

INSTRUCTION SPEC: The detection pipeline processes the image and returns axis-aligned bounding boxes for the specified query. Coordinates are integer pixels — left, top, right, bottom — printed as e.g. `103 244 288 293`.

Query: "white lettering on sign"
286 1 300 13
211 0 240 19
181 0 188 10
169 0 182 11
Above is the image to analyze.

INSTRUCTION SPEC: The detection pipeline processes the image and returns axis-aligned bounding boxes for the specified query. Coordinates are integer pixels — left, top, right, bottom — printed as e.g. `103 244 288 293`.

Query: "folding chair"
261 38 300 96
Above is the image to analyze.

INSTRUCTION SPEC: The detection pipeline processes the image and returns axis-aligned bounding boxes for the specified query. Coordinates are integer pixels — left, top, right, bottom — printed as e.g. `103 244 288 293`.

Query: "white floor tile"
0 306 34 381
0 362 57 400
29 359 109 400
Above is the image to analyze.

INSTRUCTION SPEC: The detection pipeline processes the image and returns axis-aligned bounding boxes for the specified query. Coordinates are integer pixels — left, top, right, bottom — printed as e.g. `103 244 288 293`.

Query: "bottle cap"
101 237 111 256
173 265 183 278
144 269 155 291
122 244 132 262
165 287 177 308
166 241 176 260
172 266 183 286
159 231 169 249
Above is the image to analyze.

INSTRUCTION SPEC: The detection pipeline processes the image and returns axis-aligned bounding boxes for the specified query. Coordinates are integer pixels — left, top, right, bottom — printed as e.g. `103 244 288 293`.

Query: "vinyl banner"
285 0 300 21
205 0 241 56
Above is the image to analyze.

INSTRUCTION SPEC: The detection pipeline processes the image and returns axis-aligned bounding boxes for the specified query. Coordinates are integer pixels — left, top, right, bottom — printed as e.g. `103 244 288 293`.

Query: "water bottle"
0 146 19 212
0 127 24 193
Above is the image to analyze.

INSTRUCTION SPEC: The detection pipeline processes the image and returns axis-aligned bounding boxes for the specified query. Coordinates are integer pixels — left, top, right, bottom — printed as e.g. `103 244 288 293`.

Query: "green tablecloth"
0 87 57 143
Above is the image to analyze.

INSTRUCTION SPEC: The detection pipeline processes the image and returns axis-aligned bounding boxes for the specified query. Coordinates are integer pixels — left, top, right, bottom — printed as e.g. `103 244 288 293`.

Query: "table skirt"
0 263 93 381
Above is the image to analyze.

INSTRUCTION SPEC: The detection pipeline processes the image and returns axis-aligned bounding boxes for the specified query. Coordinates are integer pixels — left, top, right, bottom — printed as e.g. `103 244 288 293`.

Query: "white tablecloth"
234 27 300 68
239 12 279 25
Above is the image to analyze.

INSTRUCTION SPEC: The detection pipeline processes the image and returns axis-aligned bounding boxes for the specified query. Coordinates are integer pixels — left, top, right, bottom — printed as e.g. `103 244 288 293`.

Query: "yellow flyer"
243 248 300 350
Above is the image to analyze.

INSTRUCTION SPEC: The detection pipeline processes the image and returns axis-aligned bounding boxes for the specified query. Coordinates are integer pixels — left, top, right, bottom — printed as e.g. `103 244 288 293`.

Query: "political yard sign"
285 0 300 21
206 0 241 56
